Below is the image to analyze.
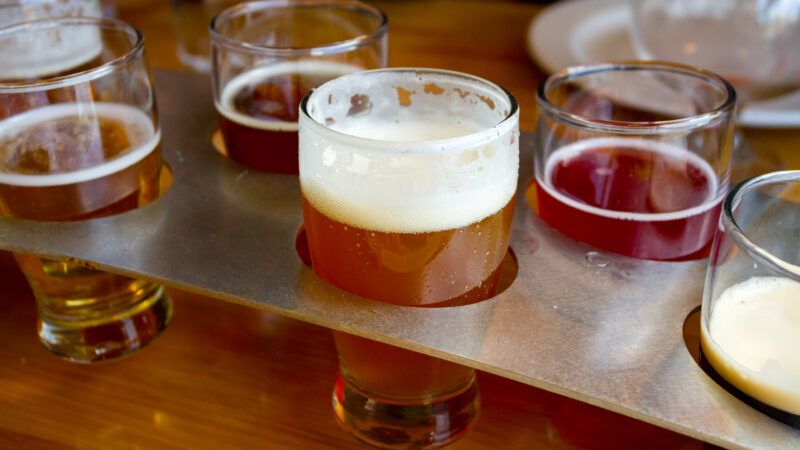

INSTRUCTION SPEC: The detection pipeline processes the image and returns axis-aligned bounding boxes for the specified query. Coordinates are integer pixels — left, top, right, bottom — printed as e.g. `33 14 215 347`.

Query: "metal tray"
0 71 796 449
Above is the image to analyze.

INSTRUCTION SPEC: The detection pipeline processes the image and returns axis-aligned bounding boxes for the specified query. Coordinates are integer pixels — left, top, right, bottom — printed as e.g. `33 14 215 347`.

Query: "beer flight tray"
0 70 796 449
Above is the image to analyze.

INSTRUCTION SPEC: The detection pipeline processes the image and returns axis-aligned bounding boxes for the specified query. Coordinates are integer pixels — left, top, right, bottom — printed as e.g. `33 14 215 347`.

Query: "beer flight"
0 0 797 448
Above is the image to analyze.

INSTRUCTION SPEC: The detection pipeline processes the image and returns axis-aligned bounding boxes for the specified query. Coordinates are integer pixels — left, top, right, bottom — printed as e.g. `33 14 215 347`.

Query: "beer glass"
299 69 519 448
210 0 387 174
532 62 736 260
0 18 171 362
701 170 800 427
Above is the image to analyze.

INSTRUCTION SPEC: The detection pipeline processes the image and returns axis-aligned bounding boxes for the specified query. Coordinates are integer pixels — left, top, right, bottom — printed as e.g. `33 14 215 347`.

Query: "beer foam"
217 60 363 132
301 122 517 234
538 137 723 222
0 5 103 80
0 103 158 187
300 69 518 233
702 276 800 415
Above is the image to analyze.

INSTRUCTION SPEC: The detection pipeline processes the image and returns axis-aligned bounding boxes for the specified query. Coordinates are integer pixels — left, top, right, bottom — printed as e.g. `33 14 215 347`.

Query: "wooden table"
1 1 797 448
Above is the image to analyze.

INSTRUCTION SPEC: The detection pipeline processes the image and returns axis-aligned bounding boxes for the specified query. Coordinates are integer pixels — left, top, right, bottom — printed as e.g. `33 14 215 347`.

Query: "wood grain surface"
2 0 797 448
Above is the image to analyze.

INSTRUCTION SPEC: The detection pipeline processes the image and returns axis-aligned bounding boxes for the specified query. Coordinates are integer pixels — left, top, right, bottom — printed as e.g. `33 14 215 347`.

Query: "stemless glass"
701 170 800 427
0 18 171 362
299 69 519 448
210 0 387 174
532 62 736 260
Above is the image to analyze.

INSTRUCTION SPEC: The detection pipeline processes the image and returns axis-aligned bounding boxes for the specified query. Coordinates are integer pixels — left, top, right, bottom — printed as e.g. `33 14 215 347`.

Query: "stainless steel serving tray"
0 71 796 449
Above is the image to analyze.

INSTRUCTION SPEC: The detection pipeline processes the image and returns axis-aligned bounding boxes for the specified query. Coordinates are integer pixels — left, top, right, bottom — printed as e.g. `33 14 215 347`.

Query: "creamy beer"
702 276 800 416
216 60 361 174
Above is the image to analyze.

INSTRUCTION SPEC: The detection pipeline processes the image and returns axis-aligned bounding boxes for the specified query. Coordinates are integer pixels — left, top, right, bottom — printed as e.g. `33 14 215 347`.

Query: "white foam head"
0 1 103 80
217 60 364 132
0 102 159 187
537 137 723 222
702 276 800 415
299 69 519 234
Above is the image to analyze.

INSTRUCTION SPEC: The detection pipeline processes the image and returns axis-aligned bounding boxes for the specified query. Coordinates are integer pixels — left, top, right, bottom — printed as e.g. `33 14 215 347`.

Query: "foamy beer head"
0 1 103 80
701 171 800 419
299 68 519 234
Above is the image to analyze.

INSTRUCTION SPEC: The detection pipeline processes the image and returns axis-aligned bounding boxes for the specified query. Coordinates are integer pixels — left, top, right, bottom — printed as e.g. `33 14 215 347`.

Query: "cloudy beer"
0 18 171 362
300 69 519 447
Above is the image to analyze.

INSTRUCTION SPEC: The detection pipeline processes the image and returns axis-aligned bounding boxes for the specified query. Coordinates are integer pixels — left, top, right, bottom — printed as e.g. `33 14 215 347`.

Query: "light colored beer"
0 103 164 344
701 276 800 415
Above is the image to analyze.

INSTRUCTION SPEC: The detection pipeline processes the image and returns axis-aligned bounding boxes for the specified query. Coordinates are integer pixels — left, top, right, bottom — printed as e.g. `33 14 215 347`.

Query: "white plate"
526 0 800 128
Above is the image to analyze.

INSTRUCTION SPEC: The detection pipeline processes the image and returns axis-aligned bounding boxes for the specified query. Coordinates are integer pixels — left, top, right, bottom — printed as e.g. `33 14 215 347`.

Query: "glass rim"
0 17 143 94
723 170 800 279
536 61 737 134
209 0 388 56
298 67 520 154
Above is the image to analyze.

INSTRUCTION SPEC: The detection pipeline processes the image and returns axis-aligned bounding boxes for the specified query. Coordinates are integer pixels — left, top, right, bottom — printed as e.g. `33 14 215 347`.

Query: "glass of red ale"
0 18 171 362
299 69 519 448
210 0 387 174
701 171 800 428
532 62 737 260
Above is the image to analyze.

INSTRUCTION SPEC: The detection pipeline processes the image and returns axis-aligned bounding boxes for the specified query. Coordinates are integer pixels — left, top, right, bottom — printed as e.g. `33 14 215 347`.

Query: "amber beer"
302 193 514 396
216 60 361 174
299 68 519 448
0 102 170 361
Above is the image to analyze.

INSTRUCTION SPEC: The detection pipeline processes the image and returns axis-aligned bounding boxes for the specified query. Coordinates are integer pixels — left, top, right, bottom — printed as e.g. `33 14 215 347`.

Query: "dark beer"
216 60 361 174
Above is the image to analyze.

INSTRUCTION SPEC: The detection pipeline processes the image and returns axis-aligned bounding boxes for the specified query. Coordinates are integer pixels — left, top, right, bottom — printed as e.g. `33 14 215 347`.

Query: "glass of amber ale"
0 18 171 362
299 69 519 448
532 62 736 260
701 171 800 428
210 0 387 174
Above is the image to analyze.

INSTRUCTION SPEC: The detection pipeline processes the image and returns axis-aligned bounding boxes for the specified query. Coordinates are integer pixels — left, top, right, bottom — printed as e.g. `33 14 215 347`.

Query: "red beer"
534 137 723 260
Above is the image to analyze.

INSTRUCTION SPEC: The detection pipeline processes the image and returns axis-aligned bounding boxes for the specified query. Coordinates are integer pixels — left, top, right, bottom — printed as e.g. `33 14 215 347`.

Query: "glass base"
333 374 479 449
38 286 173 363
